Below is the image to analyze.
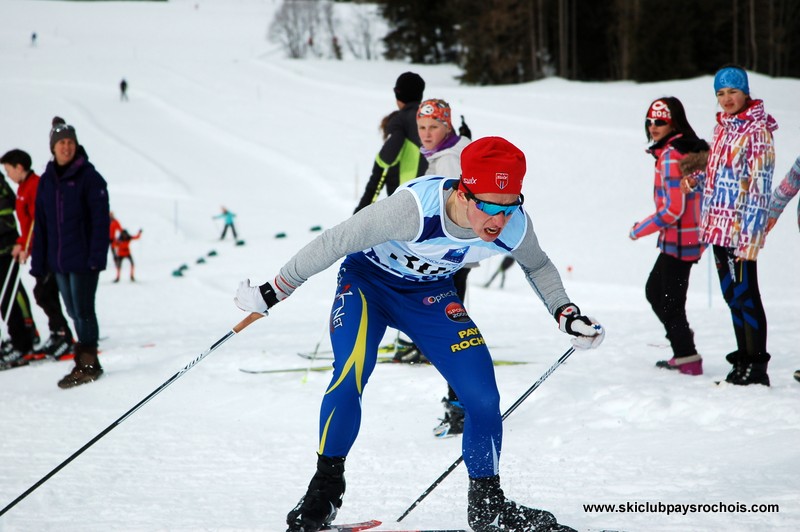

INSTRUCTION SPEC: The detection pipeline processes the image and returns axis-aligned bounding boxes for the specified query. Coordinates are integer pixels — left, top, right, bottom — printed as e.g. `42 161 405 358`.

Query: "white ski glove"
234 279 270 315
555 303 605 349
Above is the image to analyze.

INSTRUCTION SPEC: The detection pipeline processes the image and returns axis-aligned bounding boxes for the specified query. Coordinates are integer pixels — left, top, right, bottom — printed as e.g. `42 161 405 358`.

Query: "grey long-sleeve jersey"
272 187 571 317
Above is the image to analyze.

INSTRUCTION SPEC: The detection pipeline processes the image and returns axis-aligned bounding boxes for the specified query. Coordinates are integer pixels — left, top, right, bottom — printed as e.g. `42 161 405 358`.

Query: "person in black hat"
353 71 428 212
1 148 74 366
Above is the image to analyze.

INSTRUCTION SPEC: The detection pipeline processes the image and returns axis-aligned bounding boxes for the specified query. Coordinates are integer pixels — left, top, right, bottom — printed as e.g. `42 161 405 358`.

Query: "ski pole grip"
233 312 264 334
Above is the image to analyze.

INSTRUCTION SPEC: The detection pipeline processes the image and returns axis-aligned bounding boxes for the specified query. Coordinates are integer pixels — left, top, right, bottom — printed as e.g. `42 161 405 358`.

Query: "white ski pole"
0 312 264 517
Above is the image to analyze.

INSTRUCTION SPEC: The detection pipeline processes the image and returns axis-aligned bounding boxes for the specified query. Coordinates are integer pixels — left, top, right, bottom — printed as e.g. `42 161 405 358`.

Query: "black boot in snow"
468 475 572 531
286 455 346 532
724 351 770 386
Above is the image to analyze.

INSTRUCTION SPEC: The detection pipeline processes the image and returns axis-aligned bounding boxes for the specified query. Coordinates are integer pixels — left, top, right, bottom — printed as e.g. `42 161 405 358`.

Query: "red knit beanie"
646 99 672 123
459 137 526 195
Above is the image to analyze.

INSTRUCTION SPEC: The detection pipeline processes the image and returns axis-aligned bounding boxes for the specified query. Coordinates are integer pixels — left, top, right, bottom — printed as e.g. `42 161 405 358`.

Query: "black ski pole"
396 345 576 522
0 312 264 517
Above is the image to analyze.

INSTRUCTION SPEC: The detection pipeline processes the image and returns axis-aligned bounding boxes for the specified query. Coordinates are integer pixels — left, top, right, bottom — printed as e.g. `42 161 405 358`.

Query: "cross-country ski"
240 356 529 374
1 2 797 532
319 520 381 532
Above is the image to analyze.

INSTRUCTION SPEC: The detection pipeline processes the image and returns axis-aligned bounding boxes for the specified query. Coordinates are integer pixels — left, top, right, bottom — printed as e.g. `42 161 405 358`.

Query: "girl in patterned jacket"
630 97 708 376
683 65 777 386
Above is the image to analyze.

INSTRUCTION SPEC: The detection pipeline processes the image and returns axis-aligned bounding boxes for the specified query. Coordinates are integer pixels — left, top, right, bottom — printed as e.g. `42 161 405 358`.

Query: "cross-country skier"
235 136 605 532
214 206 238 241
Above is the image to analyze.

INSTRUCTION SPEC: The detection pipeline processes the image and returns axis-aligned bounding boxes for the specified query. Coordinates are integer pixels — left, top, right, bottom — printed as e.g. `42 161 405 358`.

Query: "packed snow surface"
1 1 798 531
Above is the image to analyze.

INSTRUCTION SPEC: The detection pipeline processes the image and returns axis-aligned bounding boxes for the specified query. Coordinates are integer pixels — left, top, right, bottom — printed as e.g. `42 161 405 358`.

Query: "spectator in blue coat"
31 117 110 389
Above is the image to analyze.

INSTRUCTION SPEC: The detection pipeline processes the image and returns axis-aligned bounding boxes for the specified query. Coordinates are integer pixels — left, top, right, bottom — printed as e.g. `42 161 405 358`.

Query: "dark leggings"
0 258 38 352
116 255 135 279
33 272 71 333
712 245 768 362
645 253 697 358
221 223 237 240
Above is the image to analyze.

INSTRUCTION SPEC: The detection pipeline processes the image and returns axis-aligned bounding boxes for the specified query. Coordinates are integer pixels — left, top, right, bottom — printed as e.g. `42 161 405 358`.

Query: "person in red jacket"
629 98 708 376
1 149 74 362
112 228 142 282
109 211 123 271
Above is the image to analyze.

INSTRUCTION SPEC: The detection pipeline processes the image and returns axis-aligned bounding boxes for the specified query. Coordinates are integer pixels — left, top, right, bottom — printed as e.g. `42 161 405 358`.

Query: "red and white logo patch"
495 172 509 190
445 302 470 323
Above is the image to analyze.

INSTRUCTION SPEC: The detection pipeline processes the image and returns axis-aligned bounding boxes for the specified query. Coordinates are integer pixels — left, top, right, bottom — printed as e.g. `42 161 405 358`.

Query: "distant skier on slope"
214 206 237 241
112 228 142 282
235 136 605 532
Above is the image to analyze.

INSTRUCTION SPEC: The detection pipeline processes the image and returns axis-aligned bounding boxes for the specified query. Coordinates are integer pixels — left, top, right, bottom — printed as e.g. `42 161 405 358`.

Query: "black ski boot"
35 328 75 360
468 475 574 531
433 397 465 438
0 347 27 370
393 342 429 364
286 455 346 532
724 351 770 386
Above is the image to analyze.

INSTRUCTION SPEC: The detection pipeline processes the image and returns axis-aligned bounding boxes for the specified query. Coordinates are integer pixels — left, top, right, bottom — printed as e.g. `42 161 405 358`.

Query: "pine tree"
382 0 459 64
455 0 531 84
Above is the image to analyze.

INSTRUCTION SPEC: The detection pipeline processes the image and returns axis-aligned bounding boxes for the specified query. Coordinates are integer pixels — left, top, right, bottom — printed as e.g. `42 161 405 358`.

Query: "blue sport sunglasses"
460 181 524 217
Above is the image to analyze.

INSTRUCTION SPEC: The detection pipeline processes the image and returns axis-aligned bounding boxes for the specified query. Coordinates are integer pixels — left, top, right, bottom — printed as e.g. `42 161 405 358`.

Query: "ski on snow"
320 522 465 532
240 365 334 374
321 521 625 532
297 342 402 359
319 520 381 532
240 357 529 375
298 352 529 367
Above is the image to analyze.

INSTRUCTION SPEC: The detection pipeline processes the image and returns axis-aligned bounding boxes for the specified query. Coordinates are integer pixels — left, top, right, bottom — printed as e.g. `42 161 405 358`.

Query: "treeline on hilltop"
379 0 800 84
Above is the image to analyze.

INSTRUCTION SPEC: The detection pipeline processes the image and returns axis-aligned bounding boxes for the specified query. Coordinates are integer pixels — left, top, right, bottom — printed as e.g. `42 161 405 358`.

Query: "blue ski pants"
317 256 502 478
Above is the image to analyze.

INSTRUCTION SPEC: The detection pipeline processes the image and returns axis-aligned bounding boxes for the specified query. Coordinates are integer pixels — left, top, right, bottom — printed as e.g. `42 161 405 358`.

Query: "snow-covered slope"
0 1 798 531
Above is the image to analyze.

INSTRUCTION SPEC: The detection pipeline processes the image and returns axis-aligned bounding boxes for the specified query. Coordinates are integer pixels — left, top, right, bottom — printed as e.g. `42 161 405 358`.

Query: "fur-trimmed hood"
679 151 708 177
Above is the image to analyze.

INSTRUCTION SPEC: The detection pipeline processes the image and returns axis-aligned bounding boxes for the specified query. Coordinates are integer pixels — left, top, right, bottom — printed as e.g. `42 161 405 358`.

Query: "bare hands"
11 244 28 264
765 217 778 234
680 176 697 194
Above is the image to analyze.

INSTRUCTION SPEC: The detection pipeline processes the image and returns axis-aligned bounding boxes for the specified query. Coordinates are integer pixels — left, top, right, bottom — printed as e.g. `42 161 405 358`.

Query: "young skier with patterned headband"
234 136 605 532
412 97 474 437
